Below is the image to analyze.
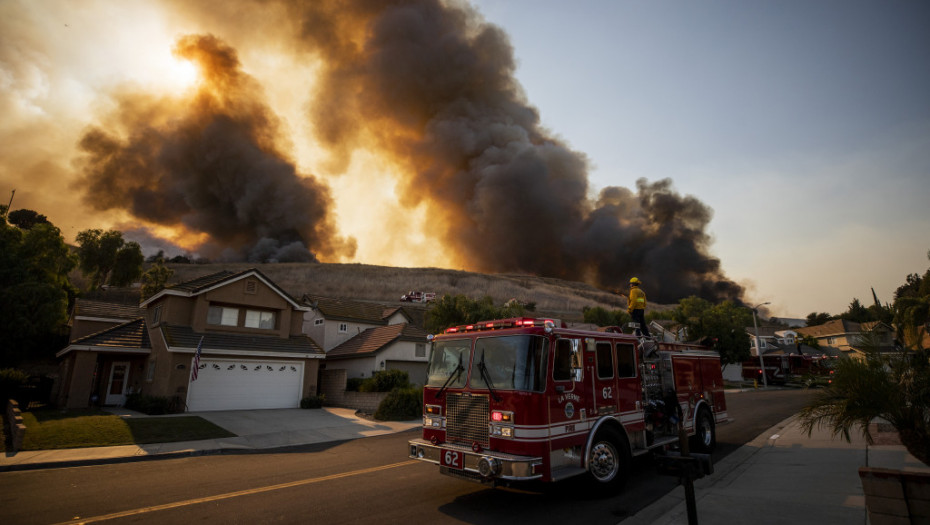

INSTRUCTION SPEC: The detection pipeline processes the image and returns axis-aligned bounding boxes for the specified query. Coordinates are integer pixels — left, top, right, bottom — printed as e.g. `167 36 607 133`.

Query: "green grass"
20 409 236 450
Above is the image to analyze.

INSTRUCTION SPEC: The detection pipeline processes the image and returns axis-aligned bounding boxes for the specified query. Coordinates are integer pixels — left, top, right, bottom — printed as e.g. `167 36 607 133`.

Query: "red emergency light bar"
441 317 564 334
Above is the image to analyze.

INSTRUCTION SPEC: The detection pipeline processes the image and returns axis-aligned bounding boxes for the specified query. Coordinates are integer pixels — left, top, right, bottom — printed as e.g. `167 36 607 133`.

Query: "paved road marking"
54 460 419 524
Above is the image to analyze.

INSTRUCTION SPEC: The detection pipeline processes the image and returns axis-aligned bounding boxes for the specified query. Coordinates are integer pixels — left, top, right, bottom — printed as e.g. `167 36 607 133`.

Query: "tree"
0 220 77 366
582 306 630 327
141 260 174 300
805 312 834 327
425 294 527 333
840 298 872 323
8 209 49 229
76 229 143 289
669 297 752 366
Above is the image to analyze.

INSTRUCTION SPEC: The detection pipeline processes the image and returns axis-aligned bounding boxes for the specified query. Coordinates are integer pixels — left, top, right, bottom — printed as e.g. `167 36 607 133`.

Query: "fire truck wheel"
691 407 716 453
586 427 631 489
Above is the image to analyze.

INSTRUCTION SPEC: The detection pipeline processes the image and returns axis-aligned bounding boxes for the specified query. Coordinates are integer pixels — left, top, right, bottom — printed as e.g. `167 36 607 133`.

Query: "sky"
1 0 928 318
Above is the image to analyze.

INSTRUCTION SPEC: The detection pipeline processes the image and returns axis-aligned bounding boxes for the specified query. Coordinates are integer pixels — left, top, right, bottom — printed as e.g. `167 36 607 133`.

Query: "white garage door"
187 358 304 411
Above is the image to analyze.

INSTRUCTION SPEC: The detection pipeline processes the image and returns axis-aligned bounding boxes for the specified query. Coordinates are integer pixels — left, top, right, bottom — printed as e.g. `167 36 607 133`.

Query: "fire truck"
408 317 729 488
742 354 834 385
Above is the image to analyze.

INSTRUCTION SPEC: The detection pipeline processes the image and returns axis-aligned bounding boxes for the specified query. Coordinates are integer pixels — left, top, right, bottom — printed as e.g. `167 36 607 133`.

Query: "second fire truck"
408 317 729 488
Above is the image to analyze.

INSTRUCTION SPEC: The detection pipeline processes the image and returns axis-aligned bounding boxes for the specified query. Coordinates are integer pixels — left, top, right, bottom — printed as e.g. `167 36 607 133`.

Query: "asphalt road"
0 388 817 525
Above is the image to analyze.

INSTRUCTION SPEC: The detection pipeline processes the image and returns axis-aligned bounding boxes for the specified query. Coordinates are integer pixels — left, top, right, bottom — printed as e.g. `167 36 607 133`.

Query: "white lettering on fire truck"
558 393 581 403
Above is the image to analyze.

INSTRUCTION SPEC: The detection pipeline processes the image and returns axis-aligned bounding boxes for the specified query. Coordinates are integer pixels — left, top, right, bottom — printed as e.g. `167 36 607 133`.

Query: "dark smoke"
76 34 356 263
293 0 743 303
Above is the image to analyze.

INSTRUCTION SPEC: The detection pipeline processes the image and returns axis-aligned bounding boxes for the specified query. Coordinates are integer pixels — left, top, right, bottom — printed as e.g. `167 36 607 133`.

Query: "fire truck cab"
408 317 729 488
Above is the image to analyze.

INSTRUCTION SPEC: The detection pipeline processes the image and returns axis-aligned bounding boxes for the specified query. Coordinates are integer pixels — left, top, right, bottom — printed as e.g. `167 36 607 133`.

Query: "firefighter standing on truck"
628 277 651 338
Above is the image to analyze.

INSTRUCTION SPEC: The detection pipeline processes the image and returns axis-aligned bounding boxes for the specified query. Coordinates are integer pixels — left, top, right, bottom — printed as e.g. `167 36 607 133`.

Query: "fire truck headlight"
501 426 513 438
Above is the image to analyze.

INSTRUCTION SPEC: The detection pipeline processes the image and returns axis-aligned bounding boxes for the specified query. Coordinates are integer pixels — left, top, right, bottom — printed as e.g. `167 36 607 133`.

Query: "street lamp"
752 302 771 387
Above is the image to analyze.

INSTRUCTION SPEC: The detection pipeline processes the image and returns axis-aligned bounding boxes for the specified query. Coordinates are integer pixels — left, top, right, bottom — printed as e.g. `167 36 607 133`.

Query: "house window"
338 323 348 334
245 309 276 329
145 359 156 382
415 343 426 358
827 337 836 345
244 280 257 294
208 306 239 326
314 319 324 326
152 305 162 324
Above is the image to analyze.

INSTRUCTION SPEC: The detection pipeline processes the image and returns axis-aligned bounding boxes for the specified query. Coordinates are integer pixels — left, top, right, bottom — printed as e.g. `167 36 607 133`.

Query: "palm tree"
797 332 930 466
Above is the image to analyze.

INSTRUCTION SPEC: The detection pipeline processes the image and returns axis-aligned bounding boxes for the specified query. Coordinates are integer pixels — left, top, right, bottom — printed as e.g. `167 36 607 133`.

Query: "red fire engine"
408 317 729 488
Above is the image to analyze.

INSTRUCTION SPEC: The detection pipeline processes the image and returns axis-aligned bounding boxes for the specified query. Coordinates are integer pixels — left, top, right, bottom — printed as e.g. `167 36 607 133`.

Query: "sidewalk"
623 414 930 524
0 407 420 472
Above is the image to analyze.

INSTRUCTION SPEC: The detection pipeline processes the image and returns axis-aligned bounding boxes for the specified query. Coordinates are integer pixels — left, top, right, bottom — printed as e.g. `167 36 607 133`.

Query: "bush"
374 386 422 421
359 370 411 393
125 393 184 415
346 378 365 392
0 368 29 406
300 394 325 409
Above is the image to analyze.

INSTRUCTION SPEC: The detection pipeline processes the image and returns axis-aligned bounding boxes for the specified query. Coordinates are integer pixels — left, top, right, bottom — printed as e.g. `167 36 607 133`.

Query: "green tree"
425 294 526 333
76 229 143 289
8 209 49 229
805 312 834 327
0 220 77 366
582 306 630 327
670 297 752 366
840 298 873 323
141 260 174 300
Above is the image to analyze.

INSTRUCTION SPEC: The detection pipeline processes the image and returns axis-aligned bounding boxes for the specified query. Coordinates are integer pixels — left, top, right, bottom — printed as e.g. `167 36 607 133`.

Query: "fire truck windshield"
426 339 470 389
470 335 549 393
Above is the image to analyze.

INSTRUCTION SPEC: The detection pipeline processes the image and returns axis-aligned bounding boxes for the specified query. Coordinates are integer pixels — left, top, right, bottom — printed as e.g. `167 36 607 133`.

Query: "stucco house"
795 319 896 359
57 269 324 411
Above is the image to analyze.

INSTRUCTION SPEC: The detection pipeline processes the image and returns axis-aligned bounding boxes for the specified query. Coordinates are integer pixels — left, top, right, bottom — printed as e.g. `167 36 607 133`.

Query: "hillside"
160 262 638 322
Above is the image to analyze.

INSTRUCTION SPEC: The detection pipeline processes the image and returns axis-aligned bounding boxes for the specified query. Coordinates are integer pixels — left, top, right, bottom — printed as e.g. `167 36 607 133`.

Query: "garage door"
187 358 304 411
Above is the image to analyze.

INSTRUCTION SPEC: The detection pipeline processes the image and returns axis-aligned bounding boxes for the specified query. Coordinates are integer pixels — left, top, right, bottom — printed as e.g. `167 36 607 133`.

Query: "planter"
859 467 930 524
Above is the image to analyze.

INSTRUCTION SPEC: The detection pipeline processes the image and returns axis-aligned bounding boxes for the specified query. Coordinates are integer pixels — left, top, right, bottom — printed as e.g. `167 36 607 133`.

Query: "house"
57 269 324 411
795 319 896 359
301 294 429 382
326 323 430 383
68 299 144 341
747 327 803 356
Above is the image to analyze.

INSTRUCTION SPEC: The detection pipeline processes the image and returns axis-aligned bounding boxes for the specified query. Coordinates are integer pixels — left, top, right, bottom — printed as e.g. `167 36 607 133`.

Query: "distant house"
326 323 430 383
301 294 429 381
57 269 324 411
795 319 896 359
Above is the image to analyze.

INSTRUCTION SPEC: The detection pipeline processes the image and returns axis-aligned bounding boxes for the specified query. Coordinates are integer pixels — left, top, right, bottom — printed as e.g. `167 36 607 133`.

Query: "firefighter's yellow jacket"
628 286 646 313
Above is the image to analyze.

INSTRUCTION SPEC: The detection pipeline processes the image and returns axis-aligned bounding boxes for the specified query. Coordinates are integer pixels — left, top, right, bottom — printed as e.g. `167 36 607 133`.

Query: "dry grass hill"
160 262 637 323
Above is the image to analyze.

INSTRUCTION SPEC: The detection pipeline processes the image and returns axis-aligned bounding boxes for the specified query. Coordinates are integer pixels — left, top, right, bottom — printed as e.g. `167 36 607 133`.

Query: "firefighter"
627 277 651 338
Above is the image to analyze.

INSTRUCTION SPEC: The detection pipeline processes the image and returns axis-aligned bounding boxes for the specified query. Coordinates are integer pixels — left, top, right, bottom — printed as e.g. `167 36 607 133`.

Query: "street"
0 388 816 525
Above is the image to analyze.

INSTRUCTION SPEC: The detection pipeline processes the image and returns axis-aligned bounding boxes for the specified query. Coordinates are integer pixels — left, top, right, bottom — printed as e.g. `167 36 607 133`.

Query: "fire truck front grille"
446 393 489 447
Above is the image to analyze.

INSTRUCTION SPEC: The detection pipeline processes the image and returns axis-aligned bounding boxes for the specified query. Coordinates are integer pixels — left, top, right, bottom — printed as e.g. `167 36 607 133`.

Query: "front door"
105 361 130 405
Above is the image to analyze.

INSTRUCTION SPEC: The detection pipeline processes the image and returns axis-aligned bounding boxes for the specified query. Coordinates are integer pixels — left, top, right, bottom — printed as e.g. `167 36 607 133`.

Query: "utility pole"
753 302 770 388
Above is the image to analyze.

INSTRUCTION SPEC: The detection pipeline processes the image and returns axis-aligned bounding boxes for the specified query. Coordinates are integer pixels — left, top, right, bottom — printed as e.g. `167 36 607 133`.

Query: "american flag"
191 336 204 382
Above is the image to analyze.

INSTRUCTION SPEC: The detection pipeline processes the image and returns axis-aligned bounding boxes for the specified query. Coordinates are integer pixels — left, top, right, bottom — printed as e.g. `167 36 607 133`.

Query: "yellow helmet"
629 277 641 285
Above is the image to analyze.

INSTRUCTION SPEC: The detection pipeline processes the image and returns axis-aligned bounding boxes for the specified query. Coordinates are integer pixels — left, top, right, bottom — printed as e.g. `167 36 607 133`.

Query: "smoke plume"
291 0 743 303
76 34 356 263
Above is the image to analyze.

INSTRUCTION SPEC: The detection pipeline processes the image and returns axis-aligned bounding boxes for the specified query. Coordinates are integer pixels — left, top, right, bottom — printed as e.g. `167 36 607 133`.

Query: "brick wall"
860 467 930 523
6 399 26 452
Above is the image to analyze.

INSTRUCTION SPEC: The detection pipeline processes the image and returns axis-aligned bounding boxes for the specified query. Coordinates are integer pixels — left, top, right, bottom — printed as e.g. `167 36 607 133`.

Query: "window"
553 339 574 381
617 343 636 378
145 359 156 382
338 323 348 333
415 343 426 358
827 337 836 345
595 342 613 379
207 306 239 326
244 280 257 294
152 305 162 324
314 318 324 326
245 309 275 329
470 335 547 392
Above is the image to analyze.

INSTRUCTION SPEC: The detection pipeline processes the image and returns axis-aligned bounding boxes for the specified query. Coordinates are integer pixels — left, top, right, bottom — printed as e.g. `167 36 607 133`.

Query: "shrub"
374 386 422 421
125 393 184 415
346 378 365 392
300 394 325 409
359 370 411 393
0 368 29 405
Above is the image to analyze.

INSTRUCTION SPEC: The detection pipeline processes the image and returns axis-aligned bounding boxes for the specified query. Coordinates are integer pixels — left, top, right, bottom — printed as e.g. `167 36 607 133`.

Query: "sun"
167 57 199 90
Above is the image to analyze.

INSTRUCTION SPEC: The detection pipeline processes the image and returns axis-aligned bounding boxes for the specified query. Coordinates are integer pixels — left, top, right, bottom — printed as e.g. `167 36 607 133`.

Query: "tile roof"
304 294 410 324
65 318 151 352
73 299 144 320
144 268 302 308
795 319 861 338
327 323 428 359
160 325 324 356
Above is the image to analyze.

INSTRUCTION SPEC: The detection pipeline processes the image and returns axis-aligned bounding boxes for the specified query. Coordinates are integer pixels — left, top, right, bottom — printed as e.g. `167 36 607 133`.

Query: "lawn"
20 409 236 450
